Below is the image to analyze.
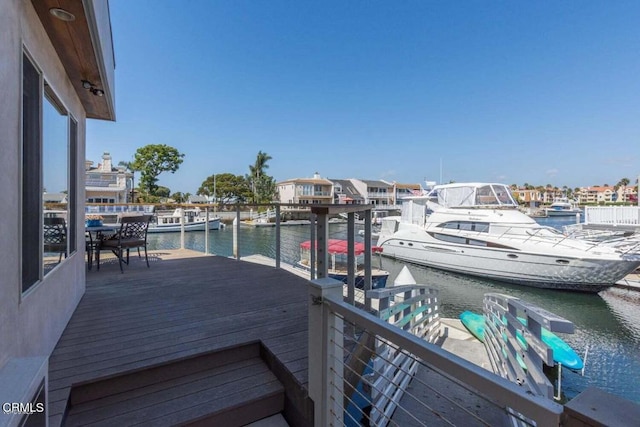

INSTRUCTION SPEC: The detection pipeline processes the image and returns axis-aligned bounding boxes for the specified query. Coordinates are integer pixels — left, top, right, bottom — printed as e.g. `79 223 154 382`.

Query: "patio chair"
96 214 152 273
44 217 67 262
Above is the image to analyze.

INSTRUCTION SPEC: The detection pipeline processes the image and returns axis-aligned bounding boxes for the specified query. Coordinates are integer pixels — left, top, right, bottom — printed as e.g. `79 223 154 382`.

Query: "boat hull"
378 233 639 292
148 218 221 233
545 209 582 217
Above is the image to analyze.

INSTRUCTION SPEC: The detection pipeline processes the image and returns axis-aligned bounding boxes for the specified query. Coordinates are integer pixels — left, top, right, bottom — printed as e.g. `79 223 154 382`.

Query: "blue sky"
87 1 640 194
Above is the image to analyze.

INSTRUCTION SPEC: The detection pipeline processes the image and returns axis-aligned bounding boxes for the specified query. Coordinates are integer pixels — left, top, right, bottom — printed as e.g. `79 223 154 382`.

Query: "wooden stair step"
64 344 284 426
244 413 290 426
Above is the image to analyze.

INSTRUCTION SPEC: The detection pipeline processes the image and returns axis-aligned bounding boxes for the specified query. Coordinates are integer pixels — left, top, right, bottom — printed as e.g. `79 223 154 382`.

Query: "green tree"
155 185 171 198
131 144 184 196
199 173 252 203
171 192 187 203
247 151 276 203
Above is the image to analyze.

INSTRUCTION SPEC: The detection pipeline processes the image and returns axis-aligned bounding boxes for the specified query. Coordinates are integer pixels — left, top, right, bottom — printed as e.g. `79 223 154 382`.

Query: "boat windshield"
434 184 517 208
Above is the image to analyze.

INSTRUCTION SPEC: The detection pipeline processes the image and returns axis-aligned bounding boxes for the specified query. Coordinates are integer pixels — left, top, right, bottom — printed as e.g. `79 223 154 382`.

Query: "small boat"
544 197 582 217
459 311 583 370
148 208 222 233
297 239 389 289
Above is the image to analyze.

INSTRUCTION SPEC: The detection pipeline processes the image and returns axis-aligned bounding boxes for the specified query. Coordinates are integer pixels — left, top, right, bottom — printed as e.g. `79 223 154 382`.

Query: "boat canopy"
428 183 518 208
300 239 383 254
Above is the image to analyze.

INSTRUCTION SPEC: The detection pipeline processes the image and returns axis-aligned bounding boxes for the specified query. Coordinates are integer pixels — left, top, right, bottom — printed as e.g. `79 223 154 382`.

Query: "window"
437 221 490 232
22 53 42 292
42 84 71 277
21 51 76 293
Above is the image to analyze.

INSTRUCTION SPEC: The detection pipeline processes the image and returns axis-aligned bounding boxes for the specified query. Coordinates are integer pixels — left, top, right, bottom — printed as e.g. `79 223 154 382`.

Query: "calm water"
147 216 640 403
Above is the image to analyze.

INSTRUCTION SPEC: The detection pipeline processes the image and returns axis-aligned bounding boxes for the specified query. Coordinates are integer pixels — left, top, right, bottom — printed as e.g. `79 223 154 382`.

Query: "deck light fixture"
81 80 104 97
49 8 76 22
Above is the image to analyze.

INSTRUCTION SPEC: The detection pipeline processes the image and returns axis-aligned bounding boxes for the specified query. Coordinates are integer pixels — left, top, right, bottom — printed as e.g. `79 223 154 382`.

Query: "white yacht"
544 197 582 217
376 183 640 292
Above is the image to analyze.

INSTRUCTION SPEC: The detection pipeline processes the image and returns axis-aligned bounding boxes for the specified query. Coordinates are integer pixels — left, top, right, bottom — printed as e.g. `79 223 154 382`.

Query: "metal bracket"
311 295 323 305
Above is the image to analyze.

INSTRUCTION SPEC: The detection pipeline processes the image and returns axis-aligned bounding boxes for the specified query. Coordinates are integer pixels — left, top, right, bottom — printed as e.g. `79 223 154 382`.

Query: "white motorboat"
544 197 582 217
376 182 640 292
148 208 221 233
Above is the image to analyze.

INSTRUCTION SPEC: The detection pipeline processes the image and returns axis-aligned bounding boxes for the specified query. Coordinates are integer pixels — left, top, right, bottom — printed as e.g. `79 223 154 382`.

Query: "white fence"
584 206 640 226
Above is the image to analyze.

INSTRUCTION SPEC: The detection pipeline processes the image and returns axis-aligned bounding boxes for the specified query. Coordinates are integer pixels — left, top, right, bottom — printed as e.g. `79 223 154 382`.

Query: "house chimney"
101 152 112 172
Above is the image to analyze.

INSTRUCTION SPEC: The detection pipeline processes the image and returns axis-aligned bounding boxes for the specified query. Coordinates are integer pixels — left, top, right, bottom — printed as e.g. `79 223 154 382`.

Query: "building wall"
0 0 86 368
277 183 296 204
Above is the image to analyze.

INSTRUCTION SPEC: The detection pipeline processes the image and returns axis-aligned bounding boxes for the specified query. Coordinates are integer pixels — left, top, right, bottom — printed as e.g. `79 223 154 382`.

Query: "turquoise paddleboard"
459 311 583 370
517 317 584 370
459 311 486 343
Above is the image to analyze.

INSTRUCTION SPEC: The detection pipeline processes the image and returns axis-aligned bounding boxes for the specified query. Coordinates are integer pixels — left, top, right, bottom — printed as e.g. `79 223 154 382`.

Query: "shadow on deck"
48 249 313 426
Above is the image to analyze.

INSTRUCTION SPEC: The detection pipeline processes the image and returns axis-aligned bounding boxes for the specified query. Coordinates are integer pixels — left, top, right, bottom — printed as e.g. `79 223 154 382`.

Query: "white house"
277 173 334 208
86 152 133 203
0 1 116 425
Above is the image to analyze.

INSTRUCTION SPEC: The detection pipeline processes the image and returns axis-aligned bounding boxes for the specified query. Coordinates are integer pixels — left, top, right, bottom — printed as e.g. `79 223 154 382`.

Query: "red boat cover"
300 239 383 255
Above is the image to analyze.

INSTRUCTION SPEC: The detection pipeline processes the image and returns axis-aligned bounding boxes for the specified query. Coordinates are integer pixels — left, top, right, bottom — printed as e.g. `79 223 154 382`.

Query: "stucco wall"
0 0 87 368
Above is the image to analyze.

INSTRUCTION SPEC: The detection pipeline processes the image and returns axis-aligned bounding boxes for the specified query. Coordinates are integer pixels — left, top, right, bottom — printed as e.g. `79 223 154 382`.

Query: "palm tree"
248 151 273 203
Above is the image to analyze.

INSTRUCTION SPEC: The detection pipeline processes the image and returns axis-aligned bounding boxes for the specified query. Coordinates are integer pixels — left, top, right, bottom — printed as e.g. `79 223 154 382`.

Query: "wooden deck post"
308 277 344 427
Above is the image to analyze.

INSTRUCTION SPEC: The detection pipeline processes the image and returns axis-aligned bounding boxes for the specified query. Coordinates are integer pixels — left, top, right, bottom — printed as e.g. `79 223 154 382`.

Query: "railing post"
347 212 355 306
180 207 185 250
275 204 281 269
310 213 316 280
308 277 344 427
317 209 329 279
364 207 372 311
234 204 241 260
204 207 209 255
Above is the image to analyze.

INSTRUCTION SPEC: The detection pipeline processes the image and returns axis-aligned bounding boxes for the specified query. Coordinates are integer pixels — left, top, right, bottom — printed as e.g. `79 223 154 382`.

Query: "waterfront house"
350 179 394 206
277 173 334 208
514 188 543 204
85 152 133 203
330 178 365 204
390 181 423 205
577 186 616 204
43 193 69 205
187 194 210 204
0 0 115 424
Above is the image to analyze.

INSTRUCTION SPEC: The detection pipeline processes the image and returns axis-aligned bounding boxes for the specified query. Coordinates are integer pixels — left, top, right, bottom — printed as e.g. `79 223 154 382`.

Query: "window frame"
21 49 77 295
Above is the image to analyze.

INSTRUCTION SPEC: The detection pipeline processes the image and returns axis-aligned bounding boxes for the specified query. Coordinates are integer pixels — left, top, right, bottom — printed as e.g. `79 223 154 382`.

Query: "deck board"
48 250 311 426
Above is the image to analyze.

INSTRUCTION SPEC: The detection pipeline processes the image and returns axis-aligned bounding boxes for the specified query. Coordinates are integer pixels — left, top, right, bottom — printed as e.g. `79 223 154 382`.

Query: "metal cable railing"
309 279 564 427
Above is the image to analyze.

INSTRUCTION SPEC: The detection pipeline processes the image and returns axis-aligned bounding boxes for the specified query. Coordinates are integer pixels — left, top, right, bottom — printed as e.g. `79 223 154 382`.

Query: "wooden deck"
48 249 313 426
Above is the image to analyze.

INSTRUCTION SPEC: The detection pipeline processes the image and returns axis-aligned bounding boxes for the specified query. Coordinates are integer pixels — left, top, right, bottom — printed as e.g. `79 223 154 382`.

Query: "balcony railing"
584 206 640 226
308 279 564 426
